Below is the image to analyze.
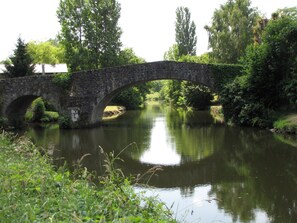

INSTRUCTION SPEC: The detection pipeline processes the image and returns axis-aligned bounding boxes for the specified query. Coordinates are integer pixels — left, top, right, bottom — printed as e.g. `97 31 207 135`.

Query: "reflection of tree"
26 124 60 153
180 186 195 197
209 127 297 223
165 108 225 163
27 105 297 222
210 182 258 223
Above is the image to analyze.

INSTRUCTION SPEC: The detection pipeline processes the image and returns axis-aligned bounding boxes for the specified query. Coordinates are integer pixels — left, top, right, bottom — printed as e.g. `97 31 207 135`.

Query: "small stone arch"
0 75 63 128
4 94 61 127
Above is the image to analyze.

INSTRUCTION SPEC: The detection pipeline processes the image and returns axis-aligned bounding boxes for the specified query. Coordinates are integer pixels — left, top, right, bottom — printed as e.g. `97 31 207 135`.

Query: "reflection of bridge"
0 61 220 128
118 154 243 188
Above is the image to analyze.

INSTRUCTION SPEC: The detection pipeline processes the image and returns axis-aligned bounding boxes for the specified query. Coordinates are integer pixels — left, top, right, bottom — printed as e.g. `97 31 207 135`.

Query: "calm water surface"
27 103 297 223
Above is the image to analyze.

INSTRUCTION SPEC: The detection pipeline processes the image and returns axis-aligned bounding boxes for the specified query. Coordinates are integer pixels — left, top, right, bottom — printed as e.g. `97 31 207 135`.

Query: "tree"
118 48 145 65
175 7 197 56
221 12 297 127
27 40 65 64
57 0 88 71
205 0 259 63
57 0 122 71
163 44 180 61
162 7 213 109
4 37 35 78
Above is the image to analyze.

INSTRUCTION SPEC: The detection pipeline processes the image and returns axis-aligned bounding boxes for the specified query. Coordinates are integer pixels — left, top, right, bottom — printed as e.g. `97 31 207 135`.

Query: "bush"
182 81 213 109
53 72 71 90
59 115 71 129
31 98 46 122
283 78 297 108
40 111 59 123
0 116 8 127
112 87 143 110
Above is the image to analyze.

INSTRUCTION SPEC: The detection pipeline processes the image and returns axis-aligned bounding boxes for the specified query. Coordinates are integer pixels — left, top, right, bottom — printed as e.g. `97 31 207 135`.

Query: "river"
26 102 297 223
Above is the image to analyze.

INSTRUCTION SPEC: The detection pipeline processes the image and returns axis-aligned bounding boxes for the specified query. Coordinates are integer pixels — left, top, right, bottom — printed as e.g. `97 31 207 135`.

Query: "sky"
0 0 296 62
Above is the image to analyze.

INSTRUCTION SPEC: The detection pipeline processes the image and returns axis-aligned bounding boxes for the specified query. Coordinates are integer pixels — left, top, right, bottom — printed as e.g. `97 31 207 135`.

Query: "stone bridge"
0 61 220 128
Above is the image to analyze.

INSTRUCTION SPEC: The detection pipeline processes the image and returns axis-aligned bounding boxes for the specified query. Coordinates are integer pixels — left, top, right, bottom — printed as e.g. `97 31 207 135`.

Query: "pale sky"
0 0 296 62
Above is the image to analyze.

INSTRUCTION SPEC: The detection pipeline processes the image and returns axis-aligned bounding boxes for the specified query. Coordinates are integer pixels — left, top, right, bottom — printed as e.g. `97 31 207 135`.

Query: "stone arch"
0 75 63 127
4 94 61 127
91 77 215 124
68 62 215 126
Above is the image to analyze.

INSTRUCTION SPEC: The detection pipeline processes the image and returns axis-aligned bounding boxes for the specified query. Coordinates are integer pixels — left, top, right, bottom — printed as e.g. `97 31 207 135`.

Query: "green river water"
27 103 297 223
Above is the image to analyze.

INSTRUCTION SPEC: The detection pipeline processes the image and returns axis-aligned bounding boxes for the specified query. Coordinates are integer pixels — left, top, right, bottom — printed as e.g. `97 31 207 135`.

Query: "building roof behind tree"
0 64 68 75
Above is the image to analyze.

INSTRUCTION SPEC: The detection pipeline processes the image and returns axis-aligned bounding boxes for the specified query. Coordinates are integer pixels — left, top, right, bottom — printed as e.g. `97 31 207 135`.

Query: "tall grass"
0 131 176 222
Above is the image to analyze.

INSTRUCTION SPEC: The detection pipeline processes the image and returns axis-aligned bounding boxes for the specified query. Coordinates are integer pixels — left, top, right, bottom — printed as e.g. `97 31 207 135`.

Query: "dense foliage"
58 0 146 109
4 38 35 78
221 12 297 127
205 0 259 63
209 63 243 91
0 132 176 222
57 0 122 71
25 98 59 123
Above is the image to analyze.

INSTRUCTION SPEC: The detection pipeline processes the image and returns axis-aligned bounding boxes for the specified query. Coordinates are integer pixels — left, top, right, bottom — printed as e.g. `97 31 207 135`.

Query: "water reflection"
140 116 181 165
26 103 297 223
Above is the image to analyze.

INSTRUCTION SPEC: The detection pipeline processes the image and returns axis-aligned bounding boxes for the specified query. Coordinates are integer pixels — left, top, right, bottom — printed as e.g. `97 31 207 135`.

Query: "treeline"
162 1 297 130
158 0 260 110
2 0 149 111
2 0 297 123
221 11 297 128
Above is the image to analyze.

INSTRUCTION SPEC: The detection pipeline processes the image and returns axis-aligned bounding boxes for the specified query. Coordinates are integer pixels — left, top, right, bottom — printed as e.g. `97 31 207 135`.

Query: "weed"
0 132 177 222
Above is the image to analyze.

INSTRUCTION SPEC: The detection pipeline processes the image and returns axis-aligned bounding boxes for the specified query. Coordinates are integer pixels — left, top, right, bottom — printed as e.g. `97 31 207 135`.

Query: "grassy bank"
273 113 297 134
0 131 176 222
103 106 126 120
210 105 224 123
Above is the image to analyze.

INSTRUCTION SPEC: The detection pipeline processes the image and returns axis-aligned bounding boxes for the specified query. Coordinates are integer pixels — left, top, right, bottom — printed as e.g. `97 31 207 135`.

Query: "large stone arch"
69 61 215 127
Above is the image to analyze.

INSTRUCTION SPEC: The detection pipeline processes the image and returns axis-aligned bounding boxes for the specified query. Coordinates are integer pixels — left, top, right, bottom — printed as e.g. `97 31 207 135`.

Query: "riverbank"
273 113 297 134
210 105 224 123
103 106 126 120
0 131 176 222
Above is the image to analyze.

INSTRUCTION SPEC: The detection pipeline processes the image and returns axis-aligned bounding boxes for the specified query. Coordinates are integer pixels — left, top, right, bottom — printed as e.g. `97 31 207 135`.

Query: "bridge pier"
62 96 104 128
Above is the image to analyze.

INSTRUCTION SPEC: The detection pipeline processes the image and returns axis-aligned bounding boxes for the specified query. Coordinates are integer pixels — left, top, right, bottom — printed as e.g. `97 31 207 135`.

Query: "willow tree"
27 40 65 64
57 0 122 71
205 0 259 64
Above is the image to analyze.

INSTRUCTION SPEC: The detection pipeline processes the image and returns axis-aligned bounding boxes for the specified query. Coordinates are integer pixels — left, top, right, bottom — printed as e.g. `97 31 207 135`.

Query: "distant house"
0 63 68 78
0 64 5 79
34 64 68 75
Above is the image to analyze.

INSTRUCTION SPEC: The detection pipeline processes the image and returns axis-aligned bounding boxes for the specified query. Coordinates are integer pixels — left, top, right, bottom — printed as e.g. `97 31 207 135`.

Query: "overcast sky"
0 0 296 62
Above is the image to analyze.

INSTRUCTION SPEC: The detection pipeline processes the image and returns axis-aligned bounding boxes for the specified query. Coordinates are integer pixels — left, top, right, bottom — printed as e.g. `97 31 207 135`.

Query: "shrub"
41 111 59 122
31 98 46 122
112 87 143 110
0 116 8 127
53 72 71 90
283 78 297 108
182 81 213 109
59 115 71 129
